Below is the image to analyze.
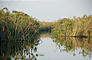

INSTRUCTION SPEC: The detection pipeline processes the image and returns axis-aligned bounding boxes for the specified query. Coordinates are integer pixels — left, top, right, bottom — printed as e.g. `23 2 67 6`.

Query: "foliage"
51 15 92 37
0 8 40 42
39 22 56 33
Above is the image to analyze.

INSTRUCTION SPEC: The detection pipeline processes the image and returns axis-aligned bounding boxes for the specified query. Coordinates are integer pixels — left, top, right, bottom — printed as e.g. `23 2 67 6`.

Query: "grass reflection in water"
52 36 92 57
0 37 40 60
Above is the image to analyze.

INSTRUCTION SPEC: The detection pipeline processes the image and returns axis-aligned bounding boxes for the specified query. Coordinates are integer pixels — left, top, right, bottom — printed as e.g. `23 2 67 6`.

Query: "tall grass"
51 15 92 37
0 8 40 42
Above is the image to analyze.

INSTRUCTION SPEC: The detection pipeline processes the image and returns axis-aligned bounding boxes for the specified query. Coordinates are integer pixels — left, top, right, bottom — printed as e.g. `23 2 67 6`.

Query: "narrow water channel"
1 33 92 60
36 34 92 60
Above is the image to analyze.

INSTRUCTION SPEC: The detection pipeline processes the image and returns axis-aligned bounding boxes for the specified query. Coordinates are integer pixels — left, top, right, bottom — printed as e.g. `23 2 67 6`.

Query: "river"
1 33 92 60
36 34 92 60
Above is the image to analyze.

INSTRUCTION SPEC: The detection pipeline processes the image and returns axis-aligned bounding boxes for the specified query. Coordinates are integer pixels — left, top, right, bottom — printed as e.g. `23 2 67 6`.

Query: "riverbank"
51 15 92 37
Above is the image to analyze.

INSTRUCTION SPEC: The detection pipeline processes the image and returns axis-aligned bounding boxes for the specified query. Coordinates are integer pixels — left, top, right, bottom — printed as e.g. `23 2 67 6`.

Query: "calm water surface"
1 34 92 60
36 34 92 60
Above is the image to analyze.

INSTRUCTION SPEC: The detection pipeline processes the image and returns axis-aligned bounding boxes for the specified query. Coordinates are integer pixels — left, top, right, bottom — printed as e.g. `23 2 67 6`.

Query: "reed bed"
0 8 40 42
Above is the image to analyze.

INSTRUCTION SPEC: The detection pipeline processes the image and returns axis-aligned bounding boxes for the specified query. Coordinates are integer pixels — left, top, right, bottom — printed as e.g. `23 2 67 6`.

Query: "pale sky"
0 0 92 22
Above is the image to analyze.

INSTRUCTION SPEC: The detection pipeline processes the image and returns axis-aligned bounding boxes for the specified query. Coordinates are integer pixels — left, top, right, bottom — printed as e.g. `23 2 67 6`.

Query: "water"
0 33 92 60
36 34 92 60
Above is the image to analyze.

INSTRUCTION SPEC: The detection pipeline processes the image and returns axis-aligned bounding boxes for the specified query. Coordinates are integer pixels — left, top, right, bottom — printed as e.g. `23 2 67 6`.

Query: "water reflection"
37 34 92 60
0 37 40 60
53 36 92 57
0 34 92 60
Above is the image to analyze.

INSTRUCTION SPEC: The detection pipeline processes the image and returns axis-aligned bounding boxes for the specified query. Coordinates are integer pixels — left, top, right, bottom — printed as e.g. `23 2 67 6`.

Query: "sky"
0 0 92 22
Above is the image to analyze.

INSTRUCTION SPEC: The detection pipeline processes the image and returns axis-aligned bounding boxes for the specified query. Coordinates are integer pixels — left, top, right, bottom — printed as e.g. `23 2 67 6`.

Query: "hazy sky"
0 0 92 22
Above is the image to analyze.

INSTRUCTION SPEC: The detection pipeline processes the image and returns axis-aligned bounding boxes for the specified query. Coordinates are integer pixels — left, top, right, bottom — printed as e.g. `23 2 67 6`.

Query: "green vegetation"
0 8 40 60
0 8 40 42
39 22 55 33
52 15 92 37
51 15 92 57
0 7 92 59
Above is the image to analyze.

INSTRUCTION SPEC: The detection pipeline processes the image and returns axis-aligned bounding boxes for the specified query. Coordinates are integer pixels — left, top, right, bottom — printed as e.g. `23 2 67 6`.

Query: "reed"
0 8 40 42
51 15 92 37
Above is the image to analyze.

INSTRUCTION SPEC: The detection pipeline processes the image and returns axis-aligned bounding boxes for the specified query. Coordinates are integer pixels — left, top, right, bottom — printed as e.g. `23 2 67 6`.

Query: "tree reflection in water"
0 38 40 60
53 36 92 57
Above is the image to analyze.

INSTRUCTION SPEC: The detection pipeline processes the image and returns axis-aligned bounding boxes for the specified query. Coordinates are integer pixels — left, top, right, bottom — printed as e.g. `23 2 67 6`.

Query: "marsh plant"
52 15 92 37
0 8 40 42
